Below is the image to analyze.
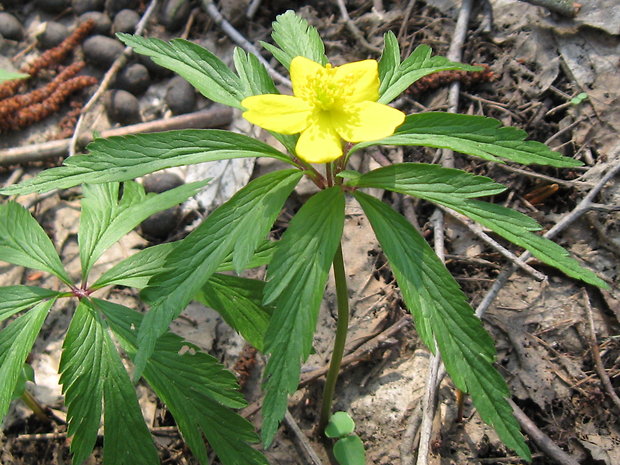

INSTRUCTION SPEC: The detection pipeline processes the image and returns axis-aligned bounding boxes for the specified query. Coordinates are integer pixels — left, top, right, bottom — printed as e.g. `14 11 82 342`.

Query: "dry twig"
0 106 232 166
284 410 325 465
200 0 291 87
68 0 159 157
335 0 382 54
582 289 620 411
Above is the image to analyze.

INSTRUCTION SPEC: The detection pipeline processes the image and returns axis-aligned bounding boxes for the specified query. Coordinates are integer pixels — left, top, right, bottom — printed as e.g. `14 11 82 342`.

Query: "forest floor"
0 1 619 464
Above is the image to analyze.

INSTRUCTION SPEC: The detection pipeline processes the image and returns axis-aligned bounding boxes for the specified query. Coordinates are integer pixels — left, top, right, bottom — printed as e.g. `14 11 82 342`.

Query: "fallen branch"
0 106 233 166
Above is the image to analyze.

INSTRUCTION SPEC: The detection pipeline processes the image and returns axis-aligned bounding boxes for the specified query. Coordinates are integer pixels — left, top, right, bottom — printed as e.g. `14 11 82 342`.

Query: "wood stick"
0 106 232 166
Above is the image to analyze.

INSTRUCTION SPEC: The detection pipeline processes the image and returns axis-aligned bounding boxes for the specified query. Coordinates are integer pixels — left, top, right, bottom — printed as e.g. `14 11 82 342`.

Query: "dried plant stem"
335 0 382 54
200 0 291 87
68 0 159 157
518 0 580 17
581 289 620 411
284 410 326 465
416 1 474 464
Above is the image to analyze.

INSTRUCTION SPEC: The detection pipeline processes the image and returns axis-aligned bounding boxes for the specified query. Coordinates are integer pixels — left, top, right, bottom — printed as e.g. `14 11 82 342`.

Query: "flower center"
299 64 354 111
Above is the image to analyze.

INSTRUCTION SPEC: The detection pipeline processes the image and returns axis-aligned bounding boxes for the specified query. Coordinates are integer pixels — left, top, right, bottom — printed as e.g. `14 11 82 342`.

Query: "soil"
1 1 619 465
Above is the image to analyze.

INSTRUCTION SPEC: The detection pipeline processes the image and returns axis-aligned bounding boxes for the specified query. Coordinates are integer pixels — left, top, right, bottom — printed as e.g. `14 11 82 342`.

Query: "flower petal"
290 56 327 100
242 94 312 134
296 112 343 163
331 101 405 142
333 60 380 103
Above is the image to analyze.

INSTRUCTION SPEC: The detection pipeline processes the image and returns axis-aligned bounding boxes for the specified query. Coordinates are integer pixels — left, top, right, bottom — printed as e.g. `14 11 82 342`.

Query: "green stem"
318 243 349 434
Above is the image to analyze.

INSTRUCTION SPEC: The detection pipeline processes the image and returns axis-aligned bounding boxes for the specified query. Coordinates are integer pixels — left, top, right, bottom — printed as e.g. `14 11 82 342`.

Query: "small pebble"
137 53 172 78
159 0 191 32
36 0 70 13
143 172 184 194
0 12 24 41
78 12 111 35
112 8 140 34
83 35 124 68
165 75 195 115
114 63 150 95
140 172 185 240
38 22 69 49
105 0 138 16
140 209 182 240
104 89 141 125
72 0 105 15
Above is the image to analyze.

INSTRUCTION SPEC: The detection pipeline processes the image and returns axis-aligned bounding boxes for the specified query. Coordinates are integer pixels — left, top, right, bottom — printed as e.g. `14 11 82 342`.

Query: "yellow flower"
241 56 405 163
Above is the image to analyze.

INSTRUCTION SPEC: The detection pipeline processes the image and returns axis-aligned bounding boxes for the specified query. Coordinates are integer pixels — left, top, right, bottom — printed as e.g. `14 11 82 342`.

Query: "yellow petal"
331 101 405 142
333 60 380 103
242 94 312 134
295 112 343 163
290 56 326 100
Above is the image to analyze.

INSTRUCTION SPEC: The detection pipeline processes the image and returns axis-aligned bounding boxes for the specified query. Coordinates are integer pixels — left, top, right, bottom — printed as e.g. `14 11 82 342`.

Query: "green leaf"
0 202 71 284
60 301 158 465
354 191 530 460
333 435 366 465
93 239 277 291
325 411 356 438
260 10 328 70
233 47 278 97
350 163 507 201
196 274 272 351
96 299 268 465
352 113 582 168
117 34 244 108
79 180 209 279
0 130 291 196
378 37 480 104
435 199 607 288
135 169 302 378
91 242 176 290
261 187 345 446
0 298 54 422
0 69 29 83
0 286 59 322
11 363 35 401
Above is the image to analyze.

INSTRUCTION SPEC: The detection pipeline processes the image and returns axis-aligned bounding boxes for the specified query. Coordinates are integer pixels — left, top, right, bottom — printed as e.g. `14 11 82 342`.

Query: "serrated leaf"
92 239 277 291
333 435 366 465
350 163 507 201
79 180 209 279
96 299 267 465
352 113 581 167
101 328 159 465
233 47 279 97
261 187 345 446
0 130 290 196
60 301 158 465
0 202 71 284
196 274 272 351
0 298 54 422
118 34 244 108
378 38 480 104
91 242 176 290
60 301 106 465
436 199 607 288
325 411 356 438
354 191 530 459
260 10 327 70
134 169 302 378
0 286 59 322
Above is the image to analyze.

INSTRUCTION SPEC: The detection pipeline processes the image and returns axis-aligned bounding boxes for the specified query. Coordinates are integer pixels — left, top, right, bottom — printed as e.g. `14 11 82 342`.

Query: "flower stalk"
318 242 350 434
